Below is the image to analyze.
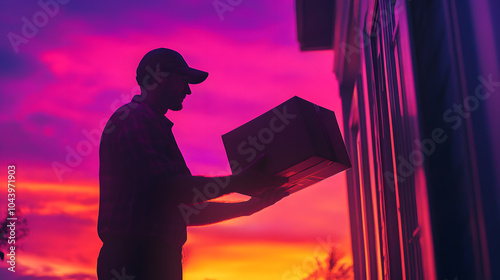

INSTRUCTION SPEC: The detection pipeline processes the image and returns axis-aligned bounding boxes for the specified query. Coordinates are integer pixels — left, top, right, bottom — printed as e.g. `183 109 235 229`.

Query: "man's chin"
170 104 183 111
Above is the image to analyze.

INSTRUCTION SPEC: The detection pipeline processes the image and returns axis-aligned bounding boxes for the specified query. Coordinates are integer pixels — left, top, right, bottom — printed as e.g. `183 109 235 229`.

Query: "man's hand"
244 188 290 216
233 155 289 197
186 188 290 226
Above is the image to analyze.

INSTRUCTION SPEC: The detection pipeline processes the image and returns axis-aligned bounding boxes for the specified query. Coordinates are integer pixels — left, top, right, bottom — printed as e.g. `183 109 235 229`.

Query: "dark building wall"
296 0 499 279
408 0 498 279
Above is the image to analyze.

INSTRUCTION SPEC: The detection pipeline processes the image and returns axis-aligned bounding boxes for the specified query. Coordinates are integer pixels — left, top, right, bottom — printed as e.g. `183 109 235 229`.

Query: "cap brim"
177 67 208 84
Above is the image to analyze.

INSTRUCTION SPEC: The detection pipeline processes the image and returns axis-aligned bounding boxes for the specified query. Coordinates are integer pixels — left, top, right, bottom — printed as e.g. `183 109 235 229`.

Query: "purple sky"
0 1 351 279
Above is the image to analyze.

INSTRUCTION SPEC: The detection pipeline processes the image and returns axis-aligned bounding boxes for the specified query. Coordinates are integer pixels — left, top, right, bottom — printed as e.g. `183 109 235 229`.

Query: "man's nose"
186 85 191 95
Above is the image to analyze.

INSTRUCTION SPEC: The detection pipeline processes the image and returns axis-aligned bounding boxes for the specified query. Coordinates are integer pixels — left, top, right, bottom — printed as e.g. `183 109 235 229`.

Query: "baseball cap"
136 48 209 85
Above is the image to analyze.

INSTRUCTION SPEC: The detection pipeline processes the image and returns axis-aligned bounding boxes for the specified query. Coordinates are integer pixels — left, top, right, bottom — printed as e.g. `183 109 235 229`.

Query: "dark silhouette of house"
296 0 500 279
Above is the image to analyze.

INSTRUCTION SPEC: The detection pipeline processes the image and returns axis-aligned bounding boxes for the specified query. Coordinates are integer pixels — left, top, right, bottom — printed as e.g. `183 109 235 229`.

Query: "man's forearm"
160 161 288 205
162 174 241 205
186 201 255 226
183 188 289 226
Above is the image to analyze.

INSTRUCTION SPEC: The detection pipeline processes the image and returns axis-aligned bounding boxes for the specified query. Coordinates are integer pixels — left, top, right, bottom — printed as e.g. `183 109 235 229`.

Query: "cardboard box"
222 96 351 194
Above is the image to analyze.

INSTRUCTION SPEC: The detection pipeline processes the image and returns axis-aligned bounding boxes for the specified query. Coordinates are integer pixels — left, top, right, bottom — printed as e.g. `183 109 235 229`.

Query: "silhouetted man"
97 48 288 280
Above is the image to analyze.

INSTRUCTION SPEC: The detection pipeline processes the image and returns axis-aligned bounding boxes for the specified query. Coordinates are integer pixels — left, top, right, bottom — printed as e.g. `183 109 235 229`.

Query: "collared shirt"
98 95 191 246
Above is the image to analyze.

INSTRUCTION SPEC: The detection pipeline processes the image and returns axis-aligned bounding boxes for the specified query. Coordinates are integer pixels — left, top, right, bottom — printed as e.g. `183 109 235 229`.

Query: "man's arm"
186 188 289 226
161 156 289 206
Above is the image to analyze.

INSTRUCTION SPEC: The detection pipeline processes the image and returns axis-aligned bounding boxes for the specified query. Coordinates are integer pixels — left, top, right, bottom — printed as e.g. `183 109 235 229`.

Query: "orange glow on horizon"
0 175 351 279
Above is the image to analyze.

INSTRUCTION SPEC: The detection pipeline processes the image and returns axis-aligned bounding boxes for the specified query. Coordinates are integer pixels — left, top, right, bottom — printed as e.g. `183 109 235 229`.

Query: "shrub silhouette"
303 247 353 280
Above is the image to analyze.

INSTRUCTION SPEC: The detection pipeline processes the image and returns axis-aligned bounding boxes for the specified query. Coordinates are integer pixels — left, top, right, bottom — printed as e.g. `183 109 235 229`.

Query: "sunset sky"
0 1 351 279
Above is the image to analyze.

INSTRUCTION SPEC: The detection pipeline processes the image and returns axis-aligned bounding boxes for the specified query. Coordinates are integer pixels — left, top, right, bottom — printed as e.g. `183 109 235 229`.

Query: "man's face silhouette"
158 72 191 112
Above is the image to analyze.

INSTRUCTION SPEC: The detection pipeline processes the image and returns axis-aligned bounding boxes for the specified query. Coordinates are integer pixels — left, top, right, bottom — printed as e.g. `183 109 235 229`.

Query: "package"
222 96 351 194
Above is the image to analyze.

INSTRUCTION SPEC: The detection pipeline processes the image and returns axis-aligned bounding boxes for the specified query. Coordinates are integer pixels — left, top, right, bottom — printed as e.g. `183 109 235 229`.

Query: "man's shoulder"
109 100 153 124
100 101 155 138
